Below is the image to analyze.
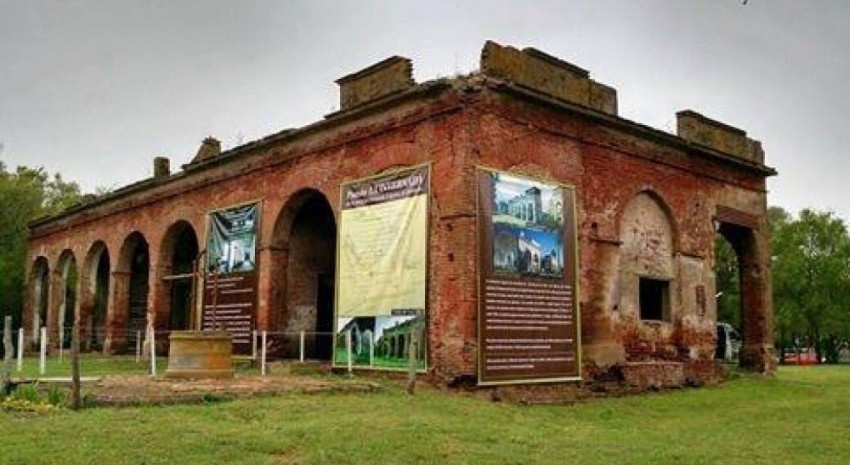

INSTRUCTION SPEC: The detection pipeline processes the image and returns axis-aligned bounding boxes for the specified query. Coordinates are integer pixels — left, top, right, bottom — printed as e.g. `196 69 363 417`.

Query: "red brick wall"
25 81 772 382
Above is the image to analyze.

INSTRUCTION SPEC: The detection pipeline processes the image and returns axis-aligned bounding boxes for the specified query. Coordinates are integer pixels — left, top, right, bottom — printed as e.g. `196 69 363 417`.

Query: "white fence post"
149 328 156 376
39 327 47 375
299 330 305 363
17 328 23 372
260 330 267 376
346 330 353 374
135 330 141 363
369 332 375 368
251 330 257 361
58 326 64 363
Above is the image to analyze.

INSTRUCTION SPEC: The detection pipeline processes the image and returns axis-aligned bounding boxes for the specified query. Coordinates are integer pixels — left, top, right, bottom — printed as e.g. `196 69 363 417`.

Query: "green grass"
13 354 165 378
2 366 849 465
12 354 262 378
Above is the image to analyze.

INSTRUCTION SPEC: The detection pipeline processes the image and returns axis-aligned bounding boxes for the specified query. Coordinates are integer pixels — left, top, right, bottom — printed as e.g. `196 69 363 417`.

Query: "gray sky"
2 1 848 221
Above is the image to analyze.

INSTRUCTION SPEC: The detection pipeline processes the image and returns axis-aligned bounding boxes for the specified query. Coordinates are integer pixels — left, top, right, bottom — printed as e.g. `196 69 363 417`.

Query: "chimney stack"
153 156 171 178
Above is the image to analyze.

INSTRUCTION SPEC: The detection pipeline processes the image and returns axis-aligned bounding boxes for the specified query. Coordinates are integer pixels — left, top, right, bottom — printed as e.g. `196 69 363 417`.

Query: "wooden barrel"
165 331 234 379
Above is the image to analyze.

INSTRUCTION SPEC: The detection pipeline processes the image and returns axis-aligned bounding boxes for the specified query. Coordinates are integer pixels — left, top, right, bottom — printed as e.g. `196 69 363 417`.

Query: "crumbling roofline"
28 73 774 232
487 80 776 177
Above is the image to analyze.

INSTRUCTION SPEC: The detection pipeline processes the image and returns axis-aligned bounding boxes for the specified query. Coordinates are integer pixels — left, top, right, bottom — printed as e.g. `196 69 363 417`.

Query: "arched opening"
618 192 677 323
716 219 771 371
271 190 337 360
714 233 740 363
82 242 110 351
29 257 50 343
56 251 78 349
158 221 199 332
397 334 406 359
93 250 110 349
114 232 150 354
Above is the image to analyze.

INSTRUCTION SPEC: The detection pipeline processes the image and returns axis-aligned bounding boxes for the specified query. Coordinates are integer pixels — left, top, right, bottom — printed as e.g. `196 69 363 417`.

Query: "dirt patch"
84 373 380 407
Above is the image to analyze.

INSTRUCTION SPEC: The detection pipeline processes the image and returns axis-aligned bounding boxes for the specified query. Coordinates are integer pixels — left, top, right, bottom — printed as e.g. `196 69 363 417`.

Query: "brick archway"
106 232 149 354
269 189 337 360
716 219 774 373
154 220 200 333
26 257 50 344
52 250 78 349
81 241 110 351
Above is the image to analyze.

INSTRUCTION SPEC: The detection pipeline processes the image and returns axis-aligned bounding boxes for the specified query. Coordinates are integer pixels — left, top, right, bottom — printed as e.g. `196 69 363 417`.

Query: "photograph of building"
491 172 564 278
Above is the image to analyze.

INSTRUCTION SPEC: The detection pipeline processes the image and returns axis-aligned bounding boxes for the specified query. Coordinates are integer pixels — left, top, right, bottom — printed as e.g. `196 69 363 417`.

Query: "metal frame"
332 162 432 373
474 165 582 386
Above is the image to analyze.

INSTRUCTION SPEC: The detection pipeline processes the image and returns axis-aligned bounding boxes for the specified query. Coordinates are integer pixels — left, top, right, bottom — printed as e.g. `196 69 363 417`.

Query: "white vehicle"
715 322 742 362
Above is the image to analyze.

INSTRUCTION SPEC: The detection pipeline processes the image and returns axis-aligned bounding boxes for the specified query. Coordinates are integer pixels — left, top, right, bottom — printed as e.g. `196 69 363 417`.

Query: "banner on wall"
477 169 580 385
203 202 259 354
335 165 429 371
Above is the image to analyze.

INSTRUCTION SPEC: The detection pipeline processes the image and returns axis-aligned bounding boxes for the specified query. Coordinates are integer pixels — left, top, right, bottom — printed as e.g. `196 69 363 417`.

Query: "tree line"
1 162 849 363
0 162 82 333
716 207 850 363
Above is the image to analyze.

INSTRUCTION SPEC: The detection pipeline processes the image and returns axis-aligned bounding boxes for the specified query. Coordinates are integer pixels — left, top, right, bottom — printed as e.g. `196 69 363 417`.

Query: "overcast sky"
1 1 848 221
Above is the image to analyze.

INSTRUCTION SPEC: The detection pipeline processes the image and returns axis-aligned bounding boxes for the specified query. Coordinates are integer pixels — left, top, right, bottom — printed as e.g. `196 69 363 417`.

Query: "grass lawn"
11 354 263 378
1 365 848 465
13 354 166 378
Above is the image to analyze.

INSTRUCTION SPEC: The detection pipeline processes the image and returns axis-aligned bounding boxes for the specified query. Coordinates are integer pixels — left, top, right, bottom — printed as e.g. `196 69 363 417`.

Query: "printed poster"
203 202 258 353
335 166 429 370
477 169 580 384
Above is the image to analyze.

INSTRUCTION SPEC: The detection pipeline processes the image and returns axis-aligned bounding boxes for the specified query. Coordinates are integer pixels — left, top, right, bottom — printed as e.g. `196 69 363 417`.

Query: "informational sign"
477 169 580 384
335 166 429 371
203 202 258 353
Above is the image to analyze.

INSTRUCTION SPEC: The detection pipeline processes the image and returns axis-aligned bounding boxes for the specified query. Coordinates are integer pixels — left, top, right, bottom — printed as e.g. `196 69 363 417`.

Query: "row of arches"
28 223 194 353
27 189 339 357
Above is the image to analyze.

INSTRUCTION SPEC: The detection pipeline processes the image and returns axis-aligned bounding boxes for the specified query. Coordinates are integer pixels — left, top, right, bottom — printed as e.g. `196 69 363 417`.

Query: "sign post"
202 202 259 354
476 169 581 385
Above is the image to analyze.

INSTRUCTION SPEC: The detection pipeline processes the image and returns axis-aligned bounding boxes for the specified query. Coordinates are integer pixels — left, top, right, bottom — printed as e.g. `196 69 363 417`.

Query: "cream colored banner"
337 193 427 317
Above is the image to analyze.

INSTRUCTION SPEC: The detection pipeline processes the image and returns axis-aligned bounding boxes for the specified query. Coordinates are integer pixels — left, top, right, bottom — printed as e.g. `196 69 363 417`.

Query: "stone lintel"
336 56 414 111
480 40 617 116
676 110 764 165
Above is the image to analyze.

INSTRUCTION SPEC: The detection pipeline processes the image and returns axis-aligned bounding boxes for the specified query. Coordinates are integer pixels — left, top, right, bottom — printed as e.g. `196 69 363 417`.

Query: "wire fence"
2 323 424 379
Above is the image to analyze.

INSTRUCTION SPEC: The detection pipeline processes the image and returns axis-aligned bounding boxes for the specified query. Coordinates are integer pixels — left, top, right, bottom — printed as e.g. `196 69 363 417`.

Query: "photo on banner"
335 165 429 370
478 169 580 384
207 203 257 274
203 202 259 353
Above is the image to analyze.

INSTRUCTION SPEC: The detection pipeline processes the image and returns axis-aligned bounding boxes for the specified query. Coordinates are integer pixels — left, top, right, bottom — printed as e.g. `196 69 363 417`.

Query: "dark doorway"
128 236 150 353
61 256 78 349
91 249 110 350
31 258 50 342
167 223 199 331
315 273 335 359
284 192 337 360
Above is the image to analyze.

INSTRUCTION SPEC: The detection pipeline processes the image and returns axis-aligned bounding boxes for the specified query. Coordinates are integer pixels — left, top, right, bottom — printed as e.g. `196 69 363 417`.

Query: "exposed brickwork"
24 42 776 390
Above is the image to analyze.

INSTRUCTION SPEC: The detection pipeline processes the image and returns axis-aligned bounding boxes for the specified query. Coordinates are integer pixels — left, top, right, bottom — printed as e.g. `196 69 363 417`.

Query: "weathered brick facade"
24 41 776 387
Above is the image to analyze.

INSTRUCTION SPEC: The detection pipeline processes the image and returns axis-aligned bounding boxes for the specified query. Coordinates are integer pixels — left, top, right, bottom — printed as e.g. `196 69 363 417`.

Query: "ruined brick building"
24 42 776 388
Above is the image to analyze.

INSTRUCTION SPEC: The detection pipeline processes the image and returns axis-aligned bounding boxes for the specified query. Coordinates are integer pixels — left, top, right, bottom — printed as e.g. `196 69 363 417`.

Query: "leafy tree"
714 234 740 328
767 207 798 362
772 208 850 363
0 162 82 333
